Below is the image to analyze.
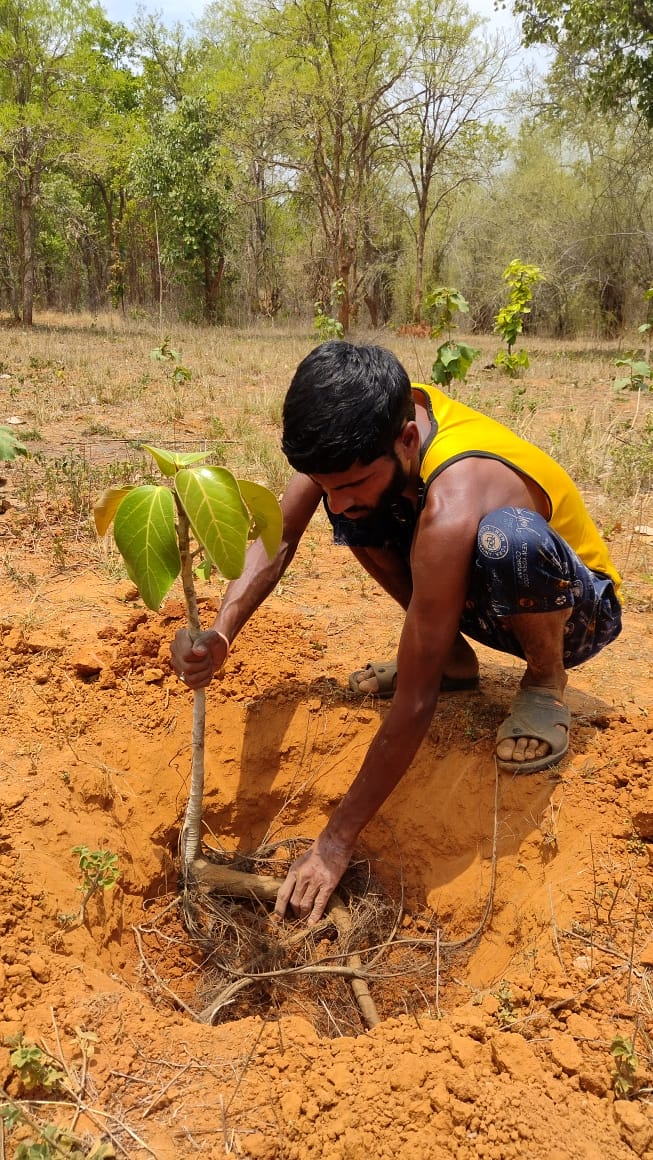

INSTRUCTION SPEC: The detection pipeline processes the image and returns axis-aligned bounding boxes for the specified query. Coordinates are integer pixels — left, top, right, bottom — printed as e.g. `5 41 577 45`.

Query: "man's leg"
495 606 571 766
350 546 479 693
461 508 621 771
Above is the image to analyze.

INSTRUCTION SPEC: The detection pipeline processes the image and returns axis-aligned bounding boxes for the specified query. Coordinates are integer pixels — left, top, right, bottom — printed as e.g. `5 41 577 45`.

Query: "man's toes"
512 737 532 762
532 739 551 759
496 735 553 763
496 738 516 762
356 667 378 694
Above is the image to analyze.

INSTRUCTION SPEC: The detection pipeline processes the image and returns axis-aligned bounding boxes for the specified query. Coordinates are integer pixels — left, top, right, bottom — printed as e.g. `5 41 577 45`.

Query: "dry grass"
1 312 652 580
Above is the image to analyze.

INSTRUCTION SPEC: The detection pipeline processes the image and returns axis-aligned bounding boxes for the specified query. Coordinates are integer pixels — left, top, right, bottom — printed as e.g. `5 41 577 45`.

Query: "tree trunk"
19 171 36 326
364 292 379 327
412 203 428 325
204 252 225 322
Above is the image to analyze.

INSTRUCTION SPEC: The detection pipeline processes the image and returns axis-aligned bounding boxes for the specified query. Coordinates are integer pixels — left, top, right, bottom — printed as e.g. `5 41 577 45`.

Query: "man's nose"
326 490 355 515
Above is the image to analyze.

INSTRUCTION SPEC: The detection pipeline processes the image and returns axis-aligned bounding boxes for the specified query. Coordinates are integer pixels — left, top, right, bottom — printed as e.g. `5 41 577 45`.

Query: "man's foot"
495 686 570 774
349 658 479 698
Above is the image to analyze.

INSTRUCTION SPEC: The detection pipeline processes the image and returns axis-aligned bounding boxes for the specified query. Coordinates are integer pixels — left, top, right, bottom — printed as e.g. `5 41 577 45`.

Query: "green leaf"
113 486 181 610
150 343 180 362
93 486 134 536
438 343 460 368
175 465 250 579
141 444 210 476
0 425 27 461
629 361 651 378
237 479 283 558
197 556 213 581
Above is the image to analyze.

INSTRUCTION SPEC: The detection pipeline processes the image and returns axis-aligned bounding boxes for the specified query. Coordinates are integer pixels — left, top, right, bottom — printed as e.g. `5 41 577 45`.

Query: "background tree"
195 3 293 319
249 0 412 332
70 17 144 313
0 0 108 323
390 0 510 324
512 0 653 125
131 95 234 322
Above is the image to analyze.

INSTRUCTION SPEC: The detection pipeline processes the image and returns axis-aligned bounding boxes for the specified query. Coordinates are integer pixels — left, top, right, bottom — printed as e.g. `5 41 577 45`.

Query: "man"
171 342 622 925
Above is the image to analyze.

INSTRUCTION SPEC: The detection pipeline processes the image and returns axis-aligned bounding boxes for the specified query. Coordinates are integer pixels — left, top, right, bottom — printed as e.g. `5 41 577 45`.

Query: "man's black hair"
281 342 415 475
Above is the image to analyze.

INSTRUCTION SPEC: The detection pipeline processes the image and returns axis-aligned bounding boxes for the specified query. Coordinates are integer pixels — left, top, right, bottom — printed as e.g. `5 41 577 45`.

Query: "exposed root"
130 766 502 1035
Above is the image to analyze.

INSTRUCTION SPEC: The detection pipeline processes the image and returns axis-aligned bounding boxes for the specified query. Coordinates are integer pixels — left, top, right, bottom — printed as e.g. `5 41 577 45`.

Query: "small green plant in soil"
150 337 193 418
613 355 652 393
1 1036 112 1158
495 980 517 1027
610 1033 639 1098
149 336 192 386
59 846 120 928
5 1038 66 1093
425 286 479 391
493 259 543 377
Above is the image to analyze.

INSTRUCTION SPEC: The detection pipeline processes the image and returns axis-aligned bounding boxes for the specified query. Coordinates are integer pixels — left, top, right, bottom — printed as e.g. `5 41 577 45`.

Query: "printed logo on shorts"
479 526 508 559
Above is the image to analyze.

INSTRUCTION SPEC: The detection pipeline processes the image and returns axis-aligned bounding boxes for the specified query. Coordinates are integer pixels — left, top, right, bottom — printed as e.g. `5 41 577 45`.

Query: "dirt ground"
1 319 653 1158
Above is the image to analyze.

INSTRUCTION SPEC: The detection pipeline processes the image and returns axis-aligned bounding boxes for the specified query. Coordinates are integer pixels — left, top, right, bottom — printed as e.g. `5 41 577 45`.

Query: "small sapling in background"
613 287 653 393
313 278 346 340
493 259 543 377
426 286 479 391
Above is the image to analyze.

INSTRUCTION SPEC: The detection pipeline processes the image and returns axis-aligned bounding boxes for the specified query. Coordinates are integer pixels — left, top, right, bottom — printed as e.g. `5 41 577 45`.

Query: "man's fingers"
306 886 333 927
275 874 333 925
273 873 296 920
274 872 320 921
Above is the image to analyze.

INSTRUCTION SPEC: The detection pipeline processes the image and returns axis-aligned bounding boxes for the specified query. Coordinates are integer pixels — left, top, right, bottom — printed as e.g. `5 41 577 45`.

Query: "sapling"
493 260 543 377
425 287 479 391
94 445 282 879
149 336 192 387
150 338 193 419
313 278 346 340
613 287 653 393
59 846 120 927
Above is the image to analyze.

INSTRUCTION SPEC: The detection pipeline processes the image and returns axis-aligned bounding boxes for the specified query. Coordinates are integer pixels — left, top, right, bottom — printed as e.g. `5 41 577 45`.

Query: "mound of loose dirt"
1 506 653 1158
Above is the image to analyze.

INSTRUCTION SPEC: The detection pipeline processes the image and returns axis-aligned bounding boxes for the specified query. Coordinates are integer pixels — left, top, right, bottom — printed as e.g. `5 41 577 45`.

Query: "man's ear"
396 420 420 460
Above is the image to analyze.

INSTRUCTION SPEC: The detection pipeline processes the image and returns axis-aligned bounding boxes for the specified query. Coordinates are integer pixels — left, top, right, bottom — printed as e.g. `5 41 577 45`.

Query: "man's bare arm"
275 479 484 923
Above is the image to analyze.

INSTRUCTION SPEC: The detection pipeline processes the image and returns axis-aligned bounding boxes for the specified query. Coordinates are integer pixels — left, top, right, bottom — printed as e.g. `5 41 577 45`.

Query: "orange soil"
1 484 653 1158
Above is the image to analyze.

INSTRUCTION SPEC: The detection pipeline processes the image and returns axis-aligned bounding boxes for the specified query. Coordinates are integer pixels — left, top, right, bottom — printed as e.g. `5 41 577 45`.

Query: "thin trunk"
20 172 36 325
204 252 225 322
176 502 205 872
412 202 428 325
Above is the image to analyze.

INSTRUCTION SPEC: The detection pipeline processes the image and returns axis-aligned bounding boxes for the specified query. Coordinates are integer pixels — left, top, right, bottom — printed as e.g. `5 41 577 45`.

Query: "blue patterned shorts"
326 502 621 669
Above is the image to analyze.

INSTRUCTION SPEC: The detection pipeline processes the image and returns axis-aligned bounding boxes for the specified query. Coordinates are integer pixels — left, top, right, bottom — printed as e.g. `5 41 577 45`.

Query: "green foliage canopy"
131 94 233 320
512 0 653 123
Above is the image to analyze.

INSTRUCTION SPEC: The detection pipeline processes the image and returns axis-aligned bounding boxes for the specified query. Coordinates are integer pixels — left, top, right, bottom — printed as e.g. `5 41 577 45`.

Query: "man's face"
311 451 409 520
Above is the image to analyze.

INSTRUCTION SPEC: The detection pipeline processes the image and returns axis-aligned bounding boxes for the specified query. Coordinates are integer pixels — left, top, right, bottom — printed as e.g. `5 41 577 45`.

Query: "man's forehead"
309 458 386 489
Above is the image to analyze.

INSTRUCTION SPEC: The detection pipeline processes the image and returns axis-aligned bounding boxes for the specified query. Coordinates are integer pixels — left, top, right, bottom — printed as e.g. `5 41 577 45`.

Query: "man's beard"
345 453 409 518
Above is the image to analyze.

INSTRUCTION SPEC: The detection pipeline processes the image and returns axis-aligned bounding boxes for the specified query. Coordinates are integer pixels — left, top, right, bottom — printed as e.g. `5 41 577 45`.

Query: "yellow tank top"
414 384 621 597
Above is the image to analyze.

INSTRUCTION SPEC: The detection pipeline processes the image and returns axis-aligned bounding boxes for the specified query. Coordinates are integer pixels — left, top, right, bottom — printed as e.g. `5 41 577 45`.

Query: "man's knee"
476 507 554 573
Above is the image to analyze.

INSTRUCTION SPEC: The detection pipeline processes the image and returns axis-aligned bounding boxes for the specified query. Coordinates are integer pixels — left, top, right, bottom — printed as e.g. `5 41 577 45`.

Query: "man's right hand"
170 628 229 689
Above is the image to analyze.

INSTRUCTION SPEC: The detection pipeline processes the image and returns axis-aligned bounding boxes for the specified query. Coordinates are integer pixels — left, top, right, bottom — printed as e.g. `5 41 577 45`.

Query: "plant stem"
176 500 205 871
